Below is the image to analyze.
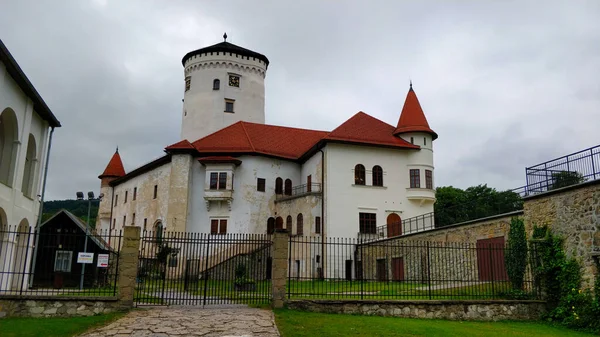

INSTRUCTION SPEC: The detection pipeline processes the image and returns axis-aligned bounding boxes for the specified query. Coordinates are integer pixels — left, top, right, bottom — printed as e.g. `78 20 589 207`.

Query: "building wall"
523 180 600 289
324 143 434 239
181 52 267 141
100 160 172 234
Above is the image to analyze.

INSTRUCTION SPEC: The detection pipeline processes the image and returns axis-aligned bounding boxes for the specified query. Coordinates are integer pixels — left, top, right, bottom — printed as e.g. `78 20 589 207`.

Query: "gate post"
117 226 141 309
271 229 289 309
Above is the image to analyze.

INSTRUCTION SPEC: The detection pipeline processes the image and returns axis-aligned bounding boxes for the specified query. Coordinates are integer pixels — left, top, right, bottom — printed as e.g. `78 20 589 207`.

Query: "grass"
274 309 597 337
0 312 125 337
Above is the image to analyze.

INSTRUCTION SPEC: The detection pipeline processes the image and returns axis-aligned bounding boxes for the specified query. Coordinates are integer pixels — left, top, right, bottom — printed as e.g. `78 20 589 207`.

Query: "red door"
392 257 404 281
386 213 402 238
476 237 508 281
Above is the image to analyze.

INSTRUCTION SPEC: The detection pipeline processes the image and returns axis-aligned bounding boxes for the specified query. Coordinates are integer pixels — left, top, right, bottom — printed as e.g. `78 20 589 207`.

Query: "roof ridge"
240 122 256 151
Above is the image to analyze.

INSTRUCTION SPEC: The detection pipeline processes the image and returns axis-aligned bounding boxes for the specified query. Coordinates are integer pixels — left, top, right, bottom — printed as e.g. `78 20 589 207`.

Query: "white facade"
181 50 267 141
0 43 59 291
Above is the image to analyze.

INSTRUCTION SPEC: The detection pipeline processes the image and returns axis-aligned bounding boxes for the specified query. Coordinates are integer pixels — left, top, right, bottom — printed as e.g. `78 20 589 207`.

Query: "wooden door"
392 257 405 281
386 213 402 238
476 237 508 281
376 259 388 281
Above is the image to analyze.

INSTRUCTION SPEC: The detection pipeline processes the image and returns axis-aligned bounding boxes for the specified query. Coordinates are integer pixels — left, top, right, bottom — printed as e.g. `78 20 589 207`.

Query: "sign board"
97 254 109 268
77 252 94 264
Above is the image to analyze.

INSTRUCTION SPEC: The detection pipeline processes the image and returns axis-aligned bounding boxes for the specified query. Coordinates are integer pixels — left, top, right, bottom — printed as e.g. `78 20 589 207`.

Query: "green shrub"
505 217 527 289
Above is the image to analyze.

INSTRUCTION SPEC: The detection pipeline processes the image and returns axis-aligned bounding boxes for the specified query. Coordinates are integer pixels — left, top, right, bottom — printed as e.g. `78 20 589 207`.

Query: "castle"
95 35 437 239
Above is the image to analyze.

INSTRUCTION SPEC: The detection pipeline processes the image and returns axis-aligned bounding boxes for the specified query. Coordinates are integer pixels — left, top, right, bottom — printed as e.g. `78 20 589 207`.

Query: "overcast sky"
1 0 599 201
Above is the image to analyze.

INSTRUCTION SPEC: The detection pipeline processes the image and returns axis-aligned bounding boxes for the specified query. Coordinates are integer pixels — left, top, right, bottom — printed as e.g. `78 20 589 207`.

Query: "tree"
434 184 523 228
551 171 586 190
505 217 527 290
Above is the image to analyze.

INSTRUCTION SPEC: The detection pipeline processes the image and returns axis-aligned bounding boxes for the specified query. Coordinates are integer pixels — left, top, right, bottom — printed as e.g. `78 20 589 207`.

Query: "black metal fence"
135 232 272 306
374 212 435 240
0 225 121 296
287 236 541 300
514 145 600 196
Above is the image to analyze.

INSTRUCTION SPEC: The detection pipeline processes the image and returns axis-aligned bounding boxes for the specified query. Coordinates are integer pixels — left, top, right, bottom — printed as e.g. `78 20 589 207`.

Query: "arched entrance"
0 108 19 186
11 219 31 290
386 213 402 238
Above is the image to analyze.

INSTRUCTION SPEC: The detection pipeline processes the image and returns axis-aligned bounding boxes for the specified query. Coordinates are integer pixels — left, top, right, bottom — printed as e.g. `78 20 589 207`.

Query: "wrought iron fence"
135 232 272 306
276 183 322 200
374 212 435 240
0 225 121 296
518 145 600 196
287 236 542 300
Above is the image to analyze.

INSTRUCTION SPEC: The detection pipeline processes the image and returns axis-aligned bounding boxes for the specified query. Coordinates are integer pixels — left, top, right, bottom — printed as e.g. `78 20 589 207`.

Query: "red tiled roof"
198 156 242 165
393 86 438 140
326 112 419 149
191 122 328 160
165 139 195 151
99 149 125 178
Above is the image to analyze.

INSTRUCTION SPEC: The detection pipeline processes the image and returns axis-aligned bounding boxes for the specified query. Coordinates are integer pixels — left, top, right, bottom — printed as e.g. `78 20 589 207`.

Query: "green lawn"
0 312 125 337
274 309 595 337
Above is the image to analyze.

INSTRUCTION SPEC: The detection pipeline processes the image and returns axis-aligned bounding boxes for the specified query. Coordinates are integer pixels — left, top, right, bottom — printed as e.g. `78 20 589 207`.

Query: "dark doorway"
392 257 404 281
266 257 272 280
376 259 387 281
476 237 508 281
345 260 352 281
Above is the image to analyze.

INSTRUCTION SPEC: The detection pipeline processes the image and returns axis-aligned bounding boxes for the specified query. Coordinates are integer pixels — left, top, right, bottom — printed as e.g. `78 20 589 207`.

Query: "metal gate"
134 232 272 306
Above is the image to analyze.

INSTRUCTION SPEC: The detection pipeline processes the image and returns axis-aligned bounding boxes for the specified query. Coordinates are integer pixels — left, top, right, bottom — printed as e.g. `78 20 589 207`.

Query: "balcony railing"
513 145 600 197
276 183 322 201
370 212 435 240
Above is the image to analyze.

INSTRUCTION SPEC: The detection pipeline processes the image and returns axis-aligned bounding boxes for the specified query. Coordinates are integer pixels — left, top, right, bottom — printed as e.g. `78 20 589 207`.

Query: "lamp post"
76 191 103 290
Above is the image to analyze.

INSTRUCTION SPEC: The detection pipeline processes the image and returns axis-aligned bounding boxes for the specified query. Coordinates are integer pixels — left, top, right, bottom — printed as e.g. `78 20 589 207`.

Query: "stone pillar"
166 154 193 232
271 229 289 309
117 226 141 309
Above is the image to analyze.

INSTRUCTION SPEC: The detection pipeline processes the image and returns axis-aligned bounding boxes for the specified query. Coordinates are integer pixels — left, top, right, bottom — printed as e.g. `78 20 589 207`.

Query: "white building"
0 39 61 291
96 36 437 243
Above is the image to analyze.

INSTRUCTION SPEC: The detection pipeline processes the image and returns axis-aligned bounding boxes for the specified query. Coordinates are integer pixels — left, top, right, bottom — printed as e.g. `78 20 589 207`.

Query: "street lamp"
77 191 103 290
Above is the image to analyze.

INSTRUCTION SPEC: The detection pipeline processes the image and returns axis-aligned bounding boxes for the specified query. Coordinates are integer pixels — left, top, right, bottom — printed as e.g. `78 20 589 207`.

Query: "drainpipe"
319 149 326 279
108 185 114 245
29 126 55 288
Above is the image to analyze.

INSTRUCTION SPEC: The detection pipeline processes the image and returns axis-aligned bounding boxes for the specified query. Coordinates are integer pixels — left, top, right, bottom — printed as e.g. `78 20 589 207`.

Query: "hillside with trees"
42 199 100 227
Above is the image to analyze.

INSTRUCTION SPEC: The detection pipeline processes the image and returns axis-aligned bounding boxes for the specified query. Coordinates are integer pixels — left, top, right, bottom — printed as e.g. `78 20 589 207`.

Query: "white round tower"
180 34 269 141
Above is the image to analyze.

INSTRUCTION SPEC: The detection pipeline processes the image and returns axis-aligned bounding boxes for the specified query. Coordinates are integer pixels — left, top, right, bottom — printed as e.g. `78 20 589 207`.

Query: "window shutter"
219 219 227 234
210 219 218 234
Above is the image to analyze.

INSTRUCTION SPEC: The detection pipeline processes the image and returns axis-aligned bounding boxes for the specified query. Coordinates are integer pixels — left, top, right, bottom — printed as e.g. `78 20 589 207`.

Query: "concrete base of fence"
287 299 546 321
0 295 121 318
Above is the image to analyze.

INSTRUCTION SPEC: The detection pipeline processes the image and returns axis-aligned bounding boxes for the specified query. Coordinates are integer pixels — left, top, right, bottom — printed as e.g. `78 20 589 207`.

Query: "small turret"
394 83 438 141
96 148 126 231
98 147 126 187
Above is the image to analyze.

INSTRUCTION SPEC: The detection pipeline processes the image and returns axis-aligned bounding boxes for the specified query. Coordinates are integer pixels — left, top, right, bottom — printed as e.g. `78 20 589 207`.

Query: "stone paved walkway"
79 306 280 337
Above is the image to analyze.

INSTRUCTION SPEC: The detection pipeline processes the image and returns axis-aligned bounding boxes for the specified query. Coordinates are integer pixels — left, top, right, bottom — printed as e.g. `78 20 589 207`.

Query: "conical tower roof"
98 148 126 179
393 84 438 140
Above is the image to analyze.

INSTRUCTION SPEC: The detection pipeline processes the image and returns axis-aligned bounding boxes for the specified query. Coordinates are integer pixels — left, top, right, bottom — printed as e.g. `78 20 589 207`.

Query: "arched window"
284 179 292 196
354 164 365 185
275 216 284 231
296 214 304 236
267 217 275 234
286 215 292 232
0 108 19 187
372 165 383 187
213 79 220 90
155 221 163 243
21 134 37 198
275 178 283 194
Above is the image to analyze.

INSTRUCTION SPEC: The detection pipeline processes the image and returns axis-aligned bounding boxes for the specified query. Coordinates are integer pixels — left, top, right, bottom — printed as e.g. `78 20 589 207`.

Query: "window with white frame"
209 172 228 190
54 251 73 272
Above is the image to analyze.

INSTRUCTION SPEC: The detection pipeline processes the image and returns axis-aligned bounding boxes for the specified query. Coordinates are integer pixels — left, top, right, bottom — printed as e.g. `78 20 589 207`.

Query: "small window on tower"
213 79 220 90
185 76 191 92
410 137 414 144
225 99 235 113
229 75 240 87
424 137 427 146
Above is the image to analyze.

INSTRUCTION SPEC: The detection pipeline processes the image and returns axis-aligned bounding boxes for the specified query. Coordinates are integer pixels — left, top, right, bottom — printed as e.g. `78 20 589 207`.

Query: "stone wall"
523 180 600 288
287 299 545 321
0 296 120 318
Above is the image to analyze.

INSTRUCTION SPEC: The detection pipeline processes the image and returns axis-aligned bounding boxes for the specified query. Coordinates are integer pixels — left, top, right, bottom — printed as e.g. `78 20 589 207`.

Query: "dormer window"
213 79 220 90
209 172 228 190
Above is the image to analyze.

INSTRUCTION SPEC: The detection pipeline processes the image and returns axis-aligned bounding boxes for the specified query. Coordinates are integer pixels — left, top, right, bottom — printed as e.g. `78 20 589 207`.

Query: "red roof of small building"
326 112 419 149
99 149 126 178
393 85 438 140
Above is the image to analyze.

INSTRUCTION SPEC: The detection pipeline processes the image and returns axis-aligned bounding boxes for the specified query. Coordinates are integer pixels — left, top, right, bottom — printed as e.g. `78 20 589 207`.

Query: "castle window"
153 185 158 199
267 217 275 234
315 216 321 234
124 191 128 203
372 165 383 187
133 187 137 200
185 76 191 92
424 137 427 146
123 215 126 226
425 170 433 189
155 221 163 243
213 79 220 90
286 216 292 232
228 75 240 87
257 178 266 192
132 213 135 225
224 99 235 113
275 216 284 230
114 194 118 206
209 172 228 190
284 179 292 196
275 178 283 194
354 164 365 185
410 137 414 144
410 169 420 188
296 214 304 236
359 213 376 234
211 219 228 234
143 218 147 232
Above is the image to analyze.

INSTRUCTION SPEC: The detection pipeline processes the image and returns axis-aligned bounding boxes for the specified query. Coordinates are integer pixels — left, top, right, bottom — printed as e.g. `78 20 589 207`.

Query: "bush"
505 217 527 289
